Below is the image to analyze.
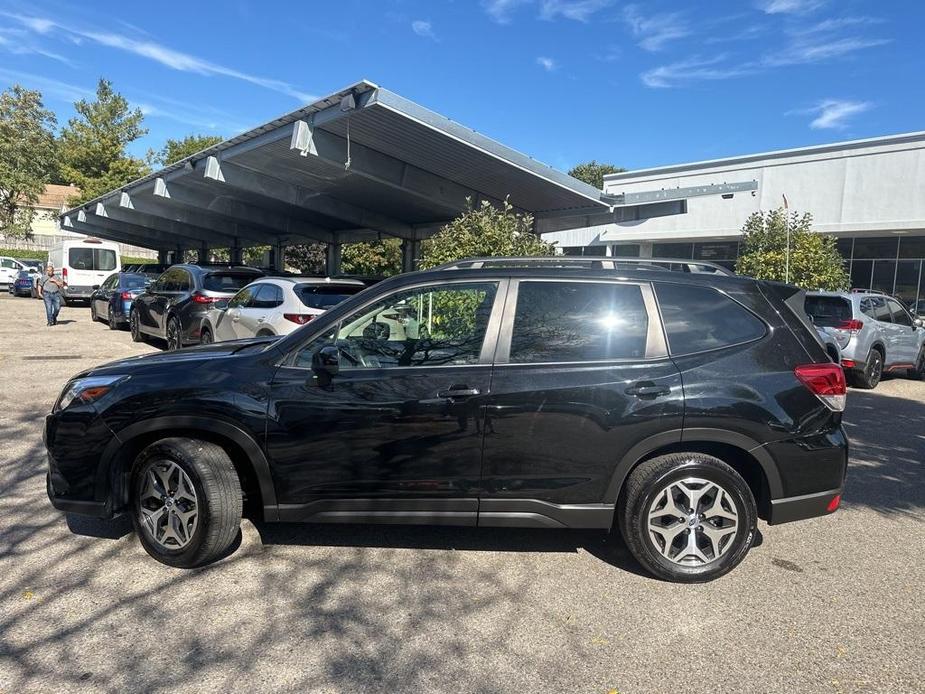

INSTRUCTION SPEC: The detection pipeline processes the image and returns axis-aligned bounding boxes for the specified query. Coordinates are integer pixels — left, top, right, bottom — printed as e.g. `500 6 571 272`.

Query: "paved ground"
0 292 922 694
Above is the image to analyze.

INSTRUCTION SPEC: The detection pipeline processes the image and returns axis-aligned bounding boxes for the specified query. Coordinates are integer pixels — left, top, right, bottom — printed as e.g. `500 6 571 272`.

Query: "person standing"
38 263 65 326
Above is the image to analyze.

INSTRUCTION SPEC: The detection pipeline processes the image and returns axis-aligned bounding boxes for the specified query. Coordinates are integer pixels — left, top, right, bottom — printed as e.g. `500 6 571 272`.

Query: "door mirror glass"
915 317 924 328
92 285 100 290
214 298 230 310
312 344 340 376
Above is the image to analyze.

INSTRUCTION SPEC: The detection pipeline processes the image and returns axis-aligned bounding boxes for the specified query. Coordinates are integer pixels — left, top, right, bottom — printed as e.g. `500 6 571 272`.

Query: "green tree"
342 239 403 276
0 85 57 239
568 160 626 189
58 78 149 206
285 244 327 274
735 208 848 290
148 134 224 167
419 197 555 269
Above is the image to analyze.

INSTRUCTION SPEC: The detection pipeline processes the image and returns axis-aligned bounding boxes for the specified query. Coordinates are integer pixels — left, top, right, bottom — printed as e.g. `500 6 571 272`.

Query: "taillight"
284 313 314 325
191 291 218 304
841 359 856 369
62 267 68 283
794 363 847 412
826 494 842 512
835 318 863 334
120 291 133 300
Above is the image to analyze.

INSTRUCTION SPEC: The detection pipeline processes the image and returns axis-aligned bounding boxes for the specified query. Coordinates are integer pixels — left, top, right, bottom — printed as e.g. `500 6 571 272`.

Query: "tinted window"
888 299 913 326
294 283 364 309
655 283 765 355
159 268 186 292
509 282 648 363
120 273 147 290
229 287 256 308
203 272 262 292
805 296 852 327
252 284 284 309
870 297 892 323
1 258 18 269
296 282 497 369
68 247 116 271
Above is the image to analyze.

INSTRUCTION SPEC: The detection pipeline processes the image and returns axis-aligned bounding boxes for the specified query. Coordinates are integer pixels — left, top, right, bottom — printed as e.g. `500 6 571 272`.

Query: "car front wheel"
131 437 242 568
619 452 758 583
909 347 925 381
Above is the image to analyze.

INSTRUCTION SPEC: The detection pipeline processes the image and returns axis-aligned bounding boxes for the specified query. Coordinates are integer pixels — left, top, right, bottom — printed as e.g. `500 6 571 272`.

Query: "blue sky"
0 0 921 173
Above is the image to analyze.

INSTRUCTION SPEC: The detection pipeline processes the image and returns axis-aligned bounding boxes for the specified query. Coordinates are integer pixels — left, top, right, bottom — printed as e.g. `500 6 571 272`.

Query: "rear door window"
203 272 262 292
294 284 364 309
68 247 116 271
252 284 284 309
804 296 852 327
509 281 649 363
655 283 766 355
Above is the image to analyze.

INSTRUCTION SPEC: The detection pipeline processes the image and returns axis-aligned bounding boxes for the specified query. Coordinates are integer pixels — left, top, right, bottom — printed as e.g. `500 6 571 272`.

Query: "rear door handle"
438 386 481 398
625 382 671 398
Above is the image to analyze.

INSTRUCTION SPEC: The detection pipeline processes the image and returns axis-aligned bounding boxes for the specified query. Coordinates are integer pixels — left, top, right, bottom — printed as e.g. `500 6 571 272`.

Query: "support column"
157 249 170 264
401 239 420 273
326 241 342 276
271 241 286 271
174 245 184 264
198 243 210 264
230 240 243 265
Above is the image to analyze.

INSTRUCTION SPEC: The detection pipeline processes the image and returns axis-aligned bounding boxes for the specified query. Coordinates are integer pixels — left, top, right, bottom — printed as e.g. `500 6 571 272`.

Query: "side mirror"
312 344 340 376
914 317 924 328
92 284 100 290
214 299 230 310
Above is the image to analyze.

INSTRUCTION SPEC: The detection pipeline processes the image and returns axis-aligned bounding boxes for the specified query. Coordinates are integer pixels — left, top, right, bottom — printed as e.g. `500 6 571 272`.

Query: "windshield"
294 284 364 309
203 272 262 292
804 296 852 327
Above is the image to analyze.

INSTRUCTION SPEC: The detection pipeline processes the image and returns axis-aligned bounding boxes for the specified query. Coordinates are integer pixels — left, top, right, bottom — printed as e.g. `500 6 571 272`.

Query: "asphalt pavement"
0 292 922 693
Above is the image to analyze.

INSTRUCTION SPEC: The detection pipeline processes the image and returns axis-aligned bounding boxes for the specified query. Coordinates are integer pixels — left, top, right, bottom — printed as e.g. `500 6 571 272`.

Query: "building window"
853 237 898 259
693 242 739 261
561 246 606 257
653 243 693 259
611 244 640 258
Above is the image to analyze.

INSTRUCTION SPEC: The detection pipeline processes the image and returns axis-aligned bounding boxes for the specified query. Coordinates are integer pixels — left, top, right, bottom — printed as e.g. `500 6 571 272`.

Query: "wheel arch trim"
98 415 279 520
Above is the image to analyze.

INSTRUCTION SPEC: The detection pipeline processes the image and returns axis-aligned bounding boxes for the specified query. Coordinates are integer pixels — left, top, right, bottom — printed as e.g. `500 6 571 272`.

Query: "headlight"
55 375 129 412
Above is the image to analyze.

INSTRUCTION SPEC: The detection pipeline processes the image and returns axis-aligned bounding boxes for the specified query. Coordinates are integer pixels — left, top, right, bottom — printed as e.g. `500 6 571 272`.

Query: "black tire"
130 308 145 343
256 329 274 338
130 437 242 568
90 302 98 322
909 346 925 381
108 304 118 330
618 452 758 583
166 316 182 351
200 327 213 345
854 348 883 389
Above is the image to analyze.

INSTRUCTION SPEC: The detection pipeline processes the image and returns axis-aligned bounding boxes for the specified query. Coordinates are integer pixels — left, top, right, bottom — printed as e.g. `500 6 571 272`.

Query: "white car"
199 276 366 343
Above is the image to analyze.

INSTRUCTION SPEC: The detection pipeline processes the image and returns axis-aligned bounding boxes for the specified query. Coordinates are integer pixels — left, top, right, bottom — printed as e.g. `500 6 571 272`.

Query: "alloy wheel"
167 319 180 350
869 352 882 384
647 477 739 566
137 460 199 550
200 329 212 345
130 310 140 340
108 305 117 330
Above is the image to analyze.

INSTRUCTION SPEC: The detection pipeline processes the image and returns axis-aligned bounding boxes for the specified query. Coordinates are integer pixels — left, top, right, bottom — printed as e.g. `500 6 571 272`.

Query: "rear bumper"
64 286 94 299
767 488 842 524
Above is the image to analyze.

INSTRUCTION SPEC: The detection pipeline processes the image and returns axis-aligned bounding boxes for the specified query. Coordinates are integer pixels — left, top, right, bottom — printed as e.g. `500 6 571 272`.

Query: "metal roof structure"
60 80 613 270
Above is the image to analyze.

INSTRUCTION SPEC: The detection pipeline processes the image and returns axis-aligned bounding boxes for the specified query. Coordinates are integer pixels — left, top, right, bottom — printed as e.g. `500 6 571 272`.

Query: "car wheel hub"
647 477 738 566
138 460 198 550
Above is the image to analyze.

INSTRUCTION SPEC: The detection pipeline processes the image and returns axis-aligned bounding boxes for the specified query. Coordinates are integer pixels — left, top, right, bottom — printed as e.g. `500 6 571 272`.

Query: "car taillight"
120 291 133 300
284 313 314 325
835 318 863 334
794 363 847 412
191 291 218 304
826 494 842 512
62 267 67 283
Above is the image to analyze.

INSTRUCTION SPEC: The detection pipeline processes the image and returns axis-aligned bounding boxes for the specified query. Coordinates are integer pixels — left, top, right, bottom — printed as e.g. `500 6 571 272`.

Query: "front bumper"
47 473 111 517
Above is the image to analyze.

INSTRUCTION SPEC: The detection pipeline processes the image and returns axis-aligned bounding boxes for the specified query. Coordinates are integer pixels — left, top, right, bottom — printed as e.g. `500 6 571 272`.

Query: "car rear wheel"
200 327 213 345
108 304 118 330
90 302 99 322
618 452 758 583
131 437 242 568
853 348 883 389
166 316 182 351
129 308 145 343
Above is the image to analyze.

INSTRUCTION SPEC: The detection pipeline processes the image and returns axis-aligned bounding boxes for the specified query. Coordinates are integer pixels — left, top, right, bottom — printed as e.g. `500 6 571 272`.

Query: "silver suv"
805 290 925 389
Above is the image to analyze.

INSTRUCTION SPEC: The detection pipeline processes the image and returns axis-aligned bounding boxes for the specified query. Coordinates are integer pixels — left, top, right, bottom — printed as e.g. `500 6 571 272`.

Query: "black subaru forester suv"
45 260 848 582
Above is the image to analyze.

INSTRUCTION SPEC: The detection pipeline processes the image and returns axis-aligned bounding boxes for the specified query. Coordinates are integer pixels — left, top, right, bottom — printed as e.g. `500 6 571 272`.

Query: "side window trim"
493 278 667 365
283 277 510 370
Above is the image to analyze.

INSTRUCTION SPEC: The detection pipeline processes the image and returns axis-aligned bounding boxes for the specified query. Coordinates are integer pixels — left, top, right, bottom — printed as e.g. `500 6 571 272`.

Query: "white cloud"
539 0 612 22
758 0 827 15
411 20 437 41
623 5 690 52
803 99 872 129
641 54 754 88
0 68 93 102
0 27 74 65
764 36 890 66
3 13 316 102
482 0 531 24
536 56 557 71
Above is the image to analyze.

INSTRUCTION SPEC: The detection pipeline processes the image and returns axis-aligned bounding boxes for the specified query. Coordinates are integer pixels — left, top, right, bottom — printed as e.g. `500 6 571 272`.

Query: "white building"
542 131 925 308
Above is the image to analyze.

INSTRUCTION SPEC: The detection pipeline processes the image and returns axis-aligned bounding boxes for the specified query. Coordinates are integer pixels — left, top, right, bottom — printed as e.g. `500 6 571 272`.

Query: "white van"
47 238 121 302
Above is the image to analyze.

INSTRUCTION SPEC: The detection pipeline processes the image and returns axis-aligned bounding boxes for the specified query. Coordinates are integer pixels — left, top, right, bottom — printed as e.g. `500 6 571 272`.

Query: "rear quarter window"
655 282 766 355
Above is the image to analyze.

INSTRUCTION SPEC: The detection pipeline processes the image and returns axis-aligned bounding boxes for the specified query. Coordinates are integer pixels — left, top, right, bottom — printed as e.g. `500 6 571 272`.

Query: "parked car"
0 256 28 288
9 270 34 297
200 277 366 343
911 299 925 320
47 260 848 582
89 272 151 330
130 264 264 349
816 326 842 364
47 237 121 304
805 290 925 388
440 256 733 275
123 263 170 275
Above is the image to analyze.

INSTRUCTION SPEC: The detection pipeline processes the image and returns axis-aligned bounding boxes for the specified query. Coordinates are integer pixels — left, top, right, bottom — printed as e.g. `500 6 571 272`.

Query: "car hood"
83 336 282 375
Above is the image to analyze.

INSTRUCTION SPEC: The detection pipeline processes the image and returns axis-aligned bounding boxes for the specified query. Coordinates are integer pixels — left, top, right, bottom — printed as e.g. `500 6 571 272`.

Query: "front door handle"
625 382 671 398
438 385 481 398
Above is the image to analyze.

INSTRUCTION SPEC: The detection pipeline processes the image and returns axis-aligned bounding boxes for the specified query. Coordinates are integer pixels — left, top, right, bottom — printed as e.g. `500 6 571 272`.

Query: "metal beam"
64 215 167 252
199 156 418 239
150 178 339 243
603 181 759 206
91 202 241 247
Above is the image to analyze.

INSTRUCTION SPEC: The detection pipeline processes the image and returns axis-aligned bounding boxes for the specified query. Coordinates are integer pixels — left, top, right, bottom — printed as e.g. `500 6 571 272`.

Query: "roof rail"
432 256 733 275
850 288 888 294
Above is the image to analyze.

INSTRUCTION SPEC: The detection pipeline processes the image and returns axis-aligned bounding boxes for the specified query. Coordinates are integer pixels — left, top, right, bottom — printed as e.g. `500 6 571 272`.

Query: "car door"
868 297 900 364
236 283 280 338
478 278 683 528
96 274 117 315
265 278 506 522
219 286 255 340
887 298 918 364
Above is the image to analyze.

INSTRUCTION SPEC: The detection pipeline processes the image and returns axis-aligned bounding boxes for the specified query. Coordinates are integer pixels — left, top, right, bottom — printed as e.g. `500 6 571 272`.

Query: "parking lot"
0 292 922 693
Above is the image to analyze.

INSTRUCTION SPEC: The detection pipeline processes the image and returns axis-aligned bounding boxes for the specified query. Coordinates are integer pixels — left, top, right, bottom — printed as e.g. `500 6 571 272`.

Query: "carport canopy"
60 80 616 272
